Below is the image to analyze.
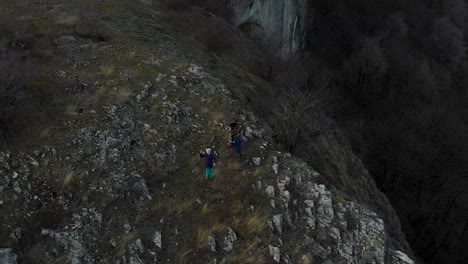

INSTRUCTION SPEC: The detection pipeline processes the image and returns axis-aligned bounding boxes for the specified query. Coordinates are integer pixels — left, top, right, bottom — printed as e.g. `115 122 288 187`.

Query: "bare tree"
274 60 332 151
343 37 388 102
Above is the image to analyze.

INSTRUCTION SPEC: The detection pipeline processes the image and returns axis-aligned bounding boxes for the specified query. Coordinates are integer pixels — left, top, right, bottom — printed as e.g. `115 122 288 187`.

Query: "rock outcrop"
256 153 415 263
229 0 308 58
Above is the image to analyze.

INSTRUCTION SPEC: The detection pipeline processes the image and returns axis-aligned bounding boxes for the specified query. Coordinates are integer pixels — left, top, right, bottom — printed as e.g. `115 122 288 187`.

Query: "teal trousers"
205 168 214 180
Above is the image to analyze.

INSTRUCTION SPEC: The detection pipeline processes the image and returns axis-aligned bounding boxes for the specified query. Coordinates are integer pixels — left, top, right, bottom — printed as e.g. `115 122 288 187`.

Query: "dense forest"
295 0 468 263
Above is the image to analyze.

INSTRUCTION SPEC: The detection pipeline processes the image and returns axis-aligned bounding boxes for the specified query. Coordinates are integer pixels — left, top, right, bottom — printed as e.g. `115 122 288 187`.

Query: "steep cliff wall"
229 0 308 58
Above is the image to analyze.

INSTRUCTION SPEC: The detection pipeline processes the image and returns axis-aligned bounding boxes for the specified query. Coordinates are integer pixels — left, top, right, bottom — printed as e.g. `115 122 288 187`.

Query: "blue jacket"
233 136 242 146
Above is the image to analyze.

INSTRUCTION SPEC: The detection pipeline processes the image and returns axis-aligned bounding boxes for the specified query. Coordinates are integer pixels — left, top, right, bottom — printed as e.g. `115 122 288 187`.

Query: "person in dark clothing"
229 121 240 133
199 147 217 181
229 120 242 149
232 133 242 156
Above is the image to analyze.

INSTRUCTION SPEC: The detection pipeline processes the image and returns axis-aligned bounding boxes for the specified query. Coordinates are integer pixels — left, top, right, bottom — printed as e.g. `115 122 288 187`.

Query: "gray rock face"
0 248 17 264
252 157 261 166
153 231 162 249
208 234 217 252
42 229 89 264
272 163 279 174
391 250 415 264
272 214 283 235
128 239 145 264
265 185 275 198
269 245 281 263
222 228 237 252
262 156 414 264
229 0 308 58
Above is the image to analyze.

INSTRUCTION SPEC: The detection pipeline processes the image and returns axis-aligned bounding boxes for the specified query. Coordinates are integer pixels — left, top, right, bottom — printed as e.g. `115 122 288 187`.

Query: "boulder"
268 245 281 263
223 228 237 252
0 249 17 264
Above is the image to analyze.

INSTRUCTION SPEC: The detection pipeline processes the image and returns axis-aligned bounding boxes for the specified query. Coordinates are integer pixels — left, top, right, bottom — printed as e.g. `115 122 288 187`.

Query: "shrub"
198 18 234 53
272 59 332 151
72 3 112 42
73 12 112 42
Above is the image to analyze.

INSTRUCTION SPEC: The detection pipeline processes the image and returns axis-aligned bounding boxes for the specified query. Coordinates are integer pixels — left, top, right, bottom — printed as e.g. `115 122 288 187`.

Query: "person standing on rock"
200 147 217 181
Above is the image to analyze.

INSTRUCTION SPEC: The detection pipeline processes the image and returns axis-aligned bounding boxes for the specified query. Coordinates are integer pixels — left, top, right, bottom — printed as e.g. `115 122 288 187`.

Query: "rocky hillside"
1 0 413 263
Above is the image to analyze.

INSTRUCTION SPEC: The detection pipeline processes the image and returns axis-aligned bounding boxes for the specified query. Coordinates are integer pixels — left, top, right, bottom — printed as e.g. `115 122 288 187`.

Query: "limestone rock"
128 239 145 264
272 214 283 235
0 248 17 264
265 185 275 198
208 234 217 252
187 64 206 79
252 157 261 166
223 228 237 252
278 190 291 208
391 250 414 264
13 182 21 193
268 245 281 263
153 231 162 249
272 163 279 174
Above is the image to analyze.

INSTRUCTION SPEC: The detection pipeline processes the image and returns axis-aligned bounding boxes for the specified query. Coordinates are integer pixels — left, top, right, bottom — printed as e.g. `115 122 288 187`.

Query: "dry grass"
236 210 268 236
298 256 313 264
176 247 193 264
94 85 108 99
211 112 225 123
252 168 263 177
64 103 78 115
100 63 115 76
166 199 196 216
56 15 79 27
108 87 132 103
227 254 260 264
226 241 266 264
201 203 211 214
333 195 346 204
62 171 74 186
117 232 136 255
195 219 227 248
38 127 52 140
195 226 211 249
215 159 242 176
